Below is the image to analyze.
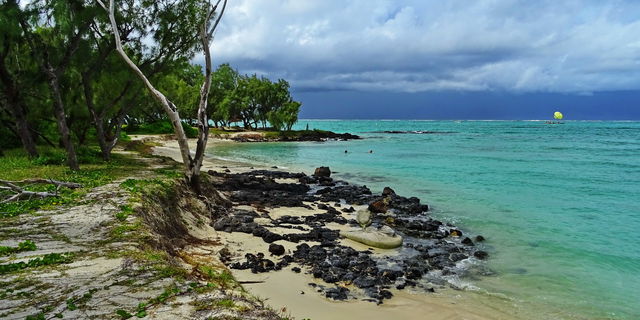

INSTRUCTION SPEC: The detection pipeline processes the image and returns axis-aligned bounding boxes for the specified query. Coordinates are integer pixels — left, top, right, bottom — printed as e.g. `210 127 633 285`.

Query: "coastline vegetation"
0 0 301 180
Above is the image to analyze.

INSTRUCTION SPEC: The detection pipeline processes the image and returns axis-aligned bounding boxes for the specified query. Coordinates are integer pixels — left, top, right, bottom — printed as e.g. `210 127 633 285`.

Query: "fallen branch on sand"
0 179 82 203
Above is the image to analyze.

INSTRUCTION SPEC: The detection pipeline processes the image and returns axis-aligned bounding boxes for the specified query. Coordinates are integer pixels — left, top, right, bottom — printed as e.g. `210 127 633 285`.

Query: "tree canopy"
0 0 302 171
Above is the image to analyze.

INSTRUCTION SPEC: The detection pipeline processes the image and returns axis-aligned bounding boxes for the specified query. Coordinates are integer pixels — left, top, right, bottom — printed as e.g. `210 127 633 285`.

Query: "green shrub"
123 120 198 138
119 131 131 142
30 146 102 166
32 149 67 166
76 146 103 164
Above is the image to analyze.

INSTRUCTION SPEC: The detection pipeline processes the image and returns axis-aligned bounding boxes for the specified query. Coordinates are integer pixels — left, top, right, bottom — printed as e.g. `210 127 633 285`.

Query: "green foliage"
208 64 302 130
66 299 78 311
30 146 103 166
120 178 170 194
32 149 68 166
115 205 134 222
0 253 73 275
151 286 181 304
116 309 133 319
0 240 37 256
25 313 45 320
197 265 237 290
123 120 198 138
0 191 79 219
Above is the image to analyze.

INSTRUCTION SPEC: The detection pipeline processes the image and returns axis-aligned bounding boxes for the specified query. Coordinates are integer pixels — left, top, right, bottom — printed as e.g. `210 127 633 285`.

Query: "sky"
208 0 640 119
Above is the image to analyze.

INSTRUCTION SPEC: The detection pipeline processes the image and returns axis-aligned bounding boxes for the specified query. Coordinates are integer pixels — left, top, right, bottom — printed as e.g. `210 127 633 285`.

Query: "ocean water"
207 120 640 319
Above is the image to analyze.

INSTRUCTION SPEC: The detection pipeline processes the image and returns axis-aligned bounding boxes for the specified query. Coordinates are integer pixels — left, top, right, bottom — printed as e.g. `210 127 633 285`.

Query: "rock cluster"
208 167 488 304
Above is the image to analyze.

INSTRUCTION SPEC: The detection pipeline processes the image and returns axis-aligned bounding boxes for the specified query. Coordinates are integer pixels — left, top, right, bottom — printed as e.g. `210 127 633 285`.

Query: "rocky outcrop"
208 169 489 304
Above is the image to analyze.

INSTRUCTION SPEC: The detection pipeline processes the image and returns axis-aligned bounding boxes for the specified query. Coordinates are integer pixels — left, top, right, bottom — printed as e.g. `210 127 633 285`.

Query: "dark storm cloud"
205 0 640 93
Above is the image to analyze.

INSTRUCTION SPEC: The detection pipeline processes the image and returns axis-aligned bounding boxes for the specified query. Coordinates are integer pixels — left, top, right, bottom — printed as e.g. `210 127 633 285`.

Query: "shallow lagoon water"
208 120 640 319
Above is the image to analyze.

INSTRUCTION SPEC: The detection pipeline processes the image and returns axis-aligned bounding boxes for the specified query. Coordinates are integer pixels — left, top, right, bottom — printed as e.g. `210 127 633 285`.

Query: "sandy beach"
145 135 536 320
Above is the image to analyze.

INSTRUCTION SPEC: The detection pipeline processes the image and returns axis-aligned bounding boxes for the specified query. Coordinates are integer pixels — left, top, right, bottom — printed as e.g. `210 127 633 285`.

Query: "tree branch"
0 179 81 203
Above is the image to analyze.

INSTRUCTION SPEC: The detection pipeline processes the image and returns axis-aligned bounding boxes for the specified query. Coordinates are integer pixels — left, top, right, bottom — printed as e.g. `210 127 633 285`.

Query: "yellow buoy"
554 111 563 120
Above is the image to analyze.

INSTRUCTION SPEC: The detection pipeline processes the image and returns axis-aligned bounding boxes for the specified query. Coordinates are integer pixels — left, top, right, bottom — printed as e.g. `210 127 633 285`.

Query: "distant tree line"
0 0 301 174
155 63 301 131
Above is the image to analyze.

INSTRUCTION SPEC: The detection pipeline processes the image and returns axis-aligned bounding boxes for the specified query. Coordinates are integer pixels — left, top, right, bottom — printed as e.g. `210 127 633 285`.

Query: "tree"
99 0 227 192
208 63 239 126
16 1 97 170
268 100 301 131
0 1 39 157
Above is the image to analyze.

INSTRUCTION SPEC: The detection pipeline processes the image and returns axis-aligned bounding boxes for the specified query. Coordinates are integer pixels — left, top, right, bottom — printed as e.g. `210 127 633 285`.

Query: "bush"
32 149 67 165
31 146 102 166
76 146 103 164
123 120 198 138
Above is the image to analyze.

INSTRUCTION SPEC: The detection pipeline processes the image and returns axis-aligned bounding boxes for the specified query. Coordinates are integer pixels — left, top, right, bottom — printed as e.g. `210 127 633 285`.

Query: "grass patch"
120 178 171 194
116 286 181 319
110 220 143 240
0 240 37 256
197 265 237 290
0 147 145 218
116 205 134 222
153 167 183 179
0 252 74 275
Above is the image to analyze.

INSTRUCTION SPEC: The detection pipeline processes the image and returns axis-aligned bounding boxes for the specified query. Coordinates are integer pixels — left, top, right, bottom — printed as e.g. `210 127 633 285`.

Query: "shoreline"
147 135 537 320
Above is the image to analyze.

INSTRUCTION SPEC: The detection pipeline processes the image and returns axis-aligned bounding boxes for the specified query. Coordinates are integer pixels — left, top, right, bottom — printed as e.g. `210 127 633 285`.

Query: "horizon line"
297 119 640 122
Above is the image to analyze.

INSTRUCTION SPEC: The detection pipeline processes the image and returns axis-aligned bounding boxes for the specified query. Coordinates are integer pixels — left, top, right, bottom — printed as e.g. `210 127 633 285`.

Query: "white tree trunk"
99 0 227 191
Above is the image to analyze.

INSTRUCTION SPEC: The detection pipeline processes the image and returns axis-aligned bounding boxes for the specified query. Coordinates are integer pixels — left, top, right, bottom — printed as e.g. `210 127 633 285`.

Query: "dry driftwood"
0 179 82 203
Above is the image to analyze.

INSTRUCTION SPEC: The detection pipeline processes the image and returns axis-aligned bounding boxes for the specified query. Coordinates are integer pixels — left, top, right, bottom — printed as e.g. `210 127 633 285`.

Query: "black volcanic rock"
269 243 285 256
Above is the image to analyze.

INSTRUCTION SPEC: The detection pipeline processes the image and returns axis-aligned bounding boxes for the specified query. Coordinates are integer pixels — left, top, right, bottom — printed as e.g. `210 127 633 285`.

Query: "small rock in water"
474 250 489 260
292 267 301 273
314 166 331 177
382 186 396 196
269 243 285 256
475 235 485 242
461 237 474 246
272 166 278 169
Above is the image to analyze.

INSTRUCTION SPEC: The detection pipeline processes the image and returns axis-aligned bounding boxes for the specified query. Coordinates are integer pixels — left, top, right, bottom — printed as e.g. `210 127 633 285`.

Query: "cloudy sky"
209 0 640 119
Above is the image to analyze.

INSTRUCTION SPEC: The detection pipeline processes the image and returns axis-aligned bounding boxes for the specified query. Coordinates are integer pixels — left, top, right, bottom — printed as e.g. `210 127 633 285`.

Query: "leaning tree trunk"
45 65 79 170
99 0 227 192
82 72 111 161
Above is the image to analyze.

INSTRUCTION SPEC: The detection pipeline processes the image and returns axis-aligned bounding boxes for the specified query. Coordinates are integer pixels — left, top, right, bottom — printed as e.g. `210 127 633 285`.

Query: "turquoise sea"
208 120 640 319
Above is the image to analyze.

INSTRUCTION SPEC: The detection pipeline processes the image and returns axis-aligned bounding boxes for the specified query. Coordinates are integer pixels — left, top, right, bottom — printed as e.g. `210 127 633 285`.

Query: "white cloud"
206 0 640 93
